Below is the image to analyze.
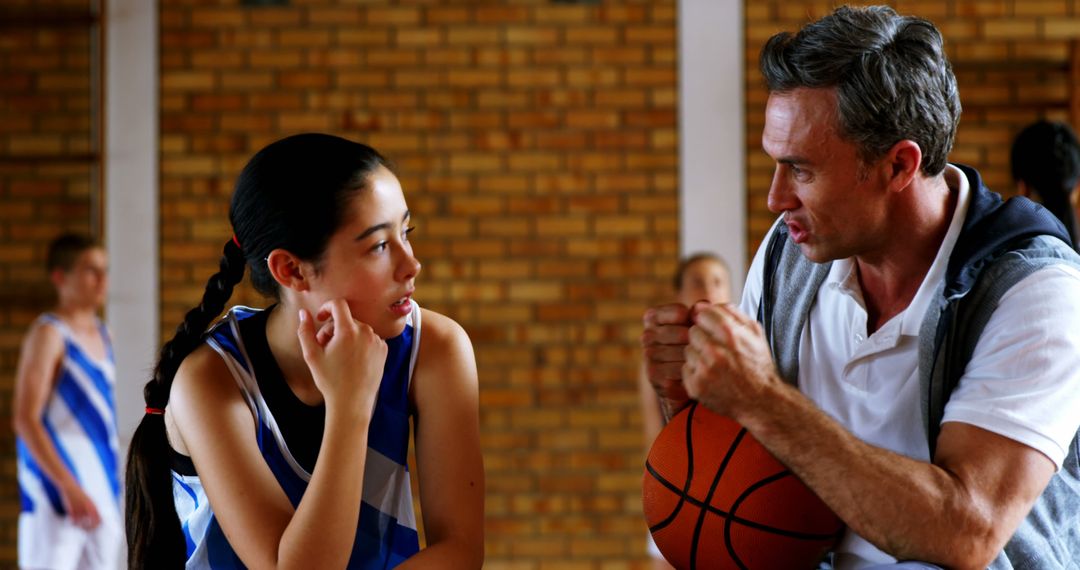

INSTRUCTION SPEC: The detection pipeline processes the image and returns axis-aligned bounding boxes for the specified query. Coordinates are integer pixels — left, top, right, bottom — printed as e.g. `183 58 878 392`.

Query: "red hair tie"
231 234 242 249
145 407 165 415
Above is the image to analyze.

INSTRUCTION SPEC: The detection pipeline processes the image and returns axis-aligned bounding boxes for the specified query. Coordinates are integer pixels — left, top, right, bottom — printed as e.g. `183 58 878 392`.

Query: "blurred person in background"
1011 119 1080 251
13 233 122 569
637 252 731 569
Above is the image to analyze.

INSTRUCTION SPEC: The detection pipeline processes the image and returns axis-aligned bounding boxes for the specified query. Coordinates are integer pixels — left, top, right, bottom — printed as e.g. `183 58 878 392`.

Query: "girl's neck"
264 304 324 406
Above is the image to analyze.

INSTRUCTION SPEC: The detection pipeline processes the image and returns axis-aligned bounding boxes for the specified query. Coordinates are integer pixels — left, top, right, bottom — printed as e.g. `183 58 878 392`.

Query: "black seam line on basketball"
649 402 699 534
647 463 840 541
690 425 747 570
725 470 795 570
724 468 845 541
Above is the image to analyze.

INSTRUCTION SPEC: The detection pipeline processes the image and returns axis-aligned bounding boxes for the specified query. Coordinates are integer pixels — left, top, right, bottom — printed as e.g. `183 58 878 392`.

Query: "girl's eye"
372 226 415 253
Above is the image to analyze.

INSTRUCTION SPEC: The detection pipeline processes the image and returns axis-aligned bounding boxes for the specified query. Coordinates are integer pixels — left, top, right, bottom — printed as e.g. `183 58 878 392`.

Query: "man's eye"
790 165 812 181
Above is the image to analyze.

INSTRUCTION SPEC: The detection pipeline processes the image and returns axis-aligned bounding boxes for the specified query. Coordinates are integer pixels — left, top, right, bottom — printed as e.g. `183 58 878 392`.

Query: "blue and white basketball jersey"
173 304 422 569
16 314 121 521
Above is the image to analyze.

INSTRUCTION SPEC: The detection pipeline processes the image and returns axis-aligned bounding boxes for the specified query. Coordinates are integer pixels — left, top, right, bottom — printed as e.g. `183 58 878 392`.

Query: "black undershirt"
171 306 326 476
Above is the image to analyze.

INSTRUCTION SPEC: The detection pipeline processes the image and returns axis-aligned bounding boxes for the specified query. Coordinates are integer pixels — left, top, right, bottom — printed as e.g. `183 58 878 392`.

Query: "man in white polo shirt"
643 6 1080 569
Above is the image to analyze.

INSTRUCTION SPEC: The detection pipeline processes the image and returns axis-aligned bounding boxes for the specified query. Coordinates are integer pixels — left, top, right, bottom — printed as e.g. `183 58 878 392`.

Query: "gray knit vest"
758 225 1080 569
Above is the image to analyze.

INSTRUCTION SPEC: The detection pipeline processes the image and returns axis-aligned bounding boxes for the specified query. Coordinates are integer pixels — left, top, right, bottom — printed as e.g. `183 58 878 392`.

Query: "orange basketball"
643 402 843 569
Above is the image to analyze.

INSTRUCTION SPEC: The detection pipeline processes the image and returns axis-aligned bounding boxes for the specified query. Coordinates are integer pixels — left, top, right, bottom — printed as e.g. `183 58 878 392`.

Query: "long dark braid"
125 239 246 568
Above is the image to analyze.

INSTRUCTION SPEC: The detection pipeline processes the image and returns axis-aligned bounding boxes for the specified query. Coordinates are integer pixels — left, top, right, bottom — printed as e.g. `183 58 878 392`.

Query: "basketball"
643 402 843 569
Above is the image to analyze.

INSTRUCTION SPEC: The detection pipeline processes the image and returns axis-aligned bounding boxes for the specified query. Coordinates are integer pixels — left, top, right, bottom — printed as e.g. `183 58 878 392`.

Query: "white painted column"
678 0 746 295
105 0 157 459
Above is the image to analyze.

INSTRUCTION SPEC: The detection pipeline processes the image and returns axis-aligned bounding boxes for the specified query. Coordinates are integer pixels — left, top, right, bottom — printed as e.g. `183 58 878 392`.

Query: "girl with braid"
125 134 484 569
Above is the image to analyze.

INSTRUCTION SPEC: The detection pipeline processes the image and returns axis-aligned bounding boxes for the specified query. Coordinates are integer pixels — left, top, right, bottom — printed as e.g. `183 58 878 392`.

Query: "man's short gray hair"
759 5 961 176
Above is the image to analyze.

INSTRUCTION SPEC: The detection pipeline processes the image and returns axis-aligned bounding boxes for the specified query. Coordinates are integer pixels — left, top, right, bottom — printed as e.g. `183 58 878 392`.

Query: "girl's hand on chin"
296 299 387 416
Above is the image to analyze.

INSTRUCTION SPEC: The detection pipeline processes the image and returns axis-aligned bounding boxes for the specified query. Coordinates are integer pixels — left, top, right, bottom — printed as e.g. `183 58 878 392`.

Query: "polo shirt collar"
901 164 971 336
823 164 972 337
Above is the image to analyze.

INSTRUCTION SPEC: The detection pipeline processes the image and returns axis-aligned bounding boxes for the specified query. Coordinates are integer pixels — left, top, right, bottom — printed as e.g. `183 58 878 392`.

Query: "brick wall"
745 0 1080 257
159 1 677 567
0 0 99 563
5 0 1077 567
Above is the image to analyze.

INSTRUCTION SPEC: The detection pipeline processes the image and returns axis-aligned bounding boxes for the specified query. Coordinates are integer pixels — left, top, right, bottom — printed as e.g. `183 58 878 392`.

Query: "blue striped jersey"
16 314 121 520
172 305 422 569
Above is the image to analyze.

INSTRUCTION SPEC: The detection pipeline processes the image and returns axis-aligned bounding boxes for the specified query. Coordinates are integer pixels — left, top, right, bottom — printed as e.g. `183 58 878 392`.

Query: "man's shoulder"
948 190 1075 290
970 234 1080 293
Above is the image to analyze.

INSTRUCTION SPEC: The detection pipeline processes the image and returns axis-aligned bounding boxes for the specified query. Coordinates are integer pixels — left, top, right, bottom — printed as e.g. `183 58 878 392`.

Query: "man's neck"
53 302 100 331
855 173 957 334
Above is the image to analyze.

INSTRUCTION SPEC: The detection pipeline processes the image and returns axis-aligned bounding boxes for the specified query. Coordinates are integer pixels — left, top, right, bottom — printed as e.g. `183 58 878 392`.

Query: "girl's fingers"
296 309 318 363
318 299 357 332
315 319 335 346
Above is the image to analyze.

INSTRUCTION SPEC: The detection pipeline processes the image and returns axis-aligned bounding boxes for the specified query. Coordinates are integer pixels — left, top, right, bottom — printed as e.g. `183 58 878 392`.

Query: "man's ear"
883 139 922 194
266 249 311 292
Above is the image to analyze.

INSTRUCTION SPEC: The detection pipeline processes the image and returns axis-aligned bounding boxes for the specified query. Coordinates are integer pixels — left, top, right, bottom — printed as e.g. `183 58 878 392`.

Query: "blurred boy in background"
13 234 122 569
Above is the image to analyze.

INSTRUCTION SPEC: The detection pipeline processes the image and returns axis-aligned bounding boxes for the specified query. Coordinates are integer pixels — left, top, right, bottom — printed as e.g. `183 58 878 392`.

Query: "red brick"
306 7 361 26
365 7 421 26
243 8 302 27
278 71 330 89
190 8 246 28
476 47 529 66
306 49 363 68
396 28 444 46
475 6 531 24
336 70 390 88
160 70 216 90
566 27 619 44
191 51 245 69
278 30 332 47
426 7 471 25
506 27 559 44
447 27 501 45
365 49 420 67
337 29 391 46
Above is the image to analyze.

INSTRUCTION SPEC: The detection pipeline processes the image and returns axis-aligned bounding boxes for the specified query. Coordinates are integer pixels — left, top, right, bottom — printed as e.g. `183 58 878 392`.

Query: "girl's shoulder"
172 342 244 408
410 308 478 413
167 342 248 456
416 307 471 355
413 308 475 382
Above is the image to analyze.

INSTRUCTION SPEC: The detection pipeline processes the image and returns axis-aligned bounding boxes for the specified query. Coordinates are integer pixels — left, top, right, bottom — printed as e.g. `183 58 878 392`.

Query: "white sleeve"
942 264 1080 469
737 216 784 318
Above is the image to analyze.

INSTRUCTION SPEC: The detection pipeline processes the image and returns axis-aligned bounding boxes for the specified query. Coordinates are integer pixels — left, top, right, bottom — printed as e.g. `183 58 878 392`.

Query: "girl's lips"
389 295 412 316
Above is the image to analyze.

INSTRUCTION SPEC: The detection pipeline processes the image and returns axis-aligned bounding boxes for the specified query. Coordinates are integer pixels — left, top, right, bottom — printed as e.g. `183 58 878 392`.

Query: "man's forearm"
732 383 1002 569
